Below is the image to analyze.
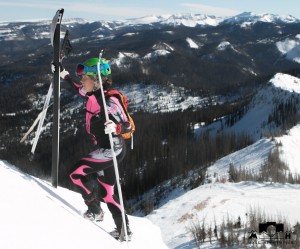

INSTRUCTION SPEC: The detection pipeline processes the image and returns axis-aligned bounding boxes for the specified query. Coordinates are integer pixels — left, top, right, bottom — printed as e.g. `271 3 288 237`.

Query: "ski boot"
83 209 104 222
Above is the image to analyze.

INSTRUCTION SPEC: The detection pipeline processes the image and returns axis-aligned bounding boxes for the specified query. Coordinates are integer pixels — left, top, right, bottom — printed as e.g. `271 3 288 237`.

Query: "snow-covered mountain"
0 11 299 42
196 73 300 139
0 160 167 249
115 13 221 27
276 35 300 63
224 11 299 27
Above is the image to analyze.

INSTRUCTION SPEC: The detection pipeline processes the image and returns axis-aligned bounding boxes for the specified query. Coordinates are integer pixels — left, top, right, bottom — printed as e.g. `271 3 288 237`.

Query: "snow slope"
276 36 300 63
147 133 300 248
0 160 167 249
196 73 300 139
276 124 300 175
148 180 300 248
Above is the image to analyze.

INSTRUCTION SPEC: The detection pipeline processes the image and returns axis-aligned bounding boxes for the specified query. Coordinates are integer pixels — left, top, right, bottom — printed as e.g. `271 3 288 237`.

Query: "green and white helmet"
76 58 111 77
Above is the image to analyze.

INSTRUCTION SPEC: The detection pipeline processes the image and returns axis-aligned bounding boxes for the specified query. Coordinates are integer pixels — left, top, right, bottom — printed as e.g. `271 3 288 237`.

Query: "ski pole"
97 50 129 244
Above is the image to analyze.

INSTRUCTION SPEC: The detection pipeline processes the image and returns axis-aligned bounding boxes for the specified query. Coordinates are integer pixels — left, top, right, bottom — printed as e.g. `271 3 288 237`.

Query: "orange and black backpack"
106 89 135 148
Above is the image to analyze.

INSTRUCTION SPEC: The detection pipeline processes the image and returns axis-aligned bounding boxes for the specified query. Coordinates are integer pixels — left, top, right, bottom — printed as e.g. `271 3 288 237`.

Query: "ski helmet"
76 58 111 77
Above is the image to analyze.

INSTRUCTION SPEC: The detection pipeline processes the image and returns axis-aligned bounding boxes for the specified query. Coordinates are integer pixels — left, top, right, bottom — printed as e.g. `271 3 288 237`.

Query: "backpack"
106 89 135 147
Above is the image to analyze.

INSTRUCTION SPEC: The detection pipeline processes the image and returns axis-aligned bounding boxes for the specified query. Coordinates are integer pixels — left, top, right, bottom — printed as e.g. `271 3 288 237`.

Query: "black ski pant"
69 142 128 232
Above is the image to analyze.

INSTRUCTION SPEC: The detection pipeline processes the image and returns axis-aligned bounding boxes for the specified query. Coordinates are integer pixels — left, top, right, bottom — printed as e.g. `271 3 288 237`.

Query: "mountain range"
1 12 300 95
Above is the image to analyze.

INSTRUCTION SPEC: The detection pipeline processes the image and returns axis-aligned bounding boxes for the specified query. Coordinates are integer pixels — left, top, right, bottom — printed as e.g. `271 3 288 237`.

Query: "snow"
152 42 174 51
186 37 199 49
147 127 300 248
207 138 275 177
122 15 172 25
0 160 167 249
196 73 300 139
143 50 170 59
276 36 300 63
270 72 300 93
148 180 300 248
123 32 139 36
224 12 299 27
111 52 140 67
163 13 222 27
276 124 300 175
217 41 231 51
118 83 215 113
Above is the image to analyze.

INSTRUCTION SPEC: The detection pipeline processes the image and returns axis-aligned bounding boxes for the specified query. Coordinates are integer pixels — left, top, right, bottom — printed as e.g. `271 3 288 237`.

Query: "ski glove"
104 120 121 135
51 62 69 80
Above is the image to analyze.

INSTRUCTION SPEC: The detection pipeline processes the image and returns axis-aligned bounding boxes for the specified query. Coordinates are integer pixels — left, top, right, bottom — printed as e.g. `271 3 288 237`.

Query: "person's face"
80 75 95 92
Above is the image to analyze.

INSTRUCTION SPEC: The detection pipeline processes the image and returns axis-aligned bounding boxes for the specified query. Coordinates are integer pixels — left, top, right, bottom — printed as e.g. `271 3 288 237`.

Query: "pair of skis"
21 9 67 188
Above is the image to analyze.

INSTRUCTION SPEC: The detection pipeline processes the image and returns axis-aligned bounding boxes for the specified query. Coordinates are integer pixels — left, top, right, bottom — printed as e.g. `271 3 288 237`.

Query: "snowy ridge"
270 72 300 93
276 35 300 63
118 13 222 27
1 11 299 42
0 160 167 249
148 118 300 248
148 179 300 248
161 13 222 27
216 41 237 52
196 73 300 139
224 11 299 27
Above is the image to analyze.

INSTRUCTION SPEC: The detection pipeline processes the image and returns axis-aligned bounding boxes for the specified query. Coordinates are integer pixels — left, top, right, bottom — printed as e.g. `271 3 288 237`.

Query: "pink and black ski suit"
67 78 132 232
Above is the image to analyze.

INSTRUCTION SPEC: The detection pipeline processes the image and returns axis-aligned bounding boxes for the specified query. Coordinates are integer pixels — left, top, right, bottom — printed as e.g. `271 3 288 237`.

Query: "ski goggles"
76 64 98 77
76 62 111 77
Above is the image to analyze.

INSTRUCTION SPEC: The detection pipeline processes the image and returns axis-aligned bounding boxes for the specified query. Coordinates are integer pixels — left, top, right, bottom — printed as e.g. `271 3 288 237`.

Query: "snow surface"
217 41 232 51
0 160 167 249
224 12 299 27
276 36 300 63
186 37 199 49
117 83 215 113
148 180 300 248
276 124 300 175
196 73 300 139
147 128 300 249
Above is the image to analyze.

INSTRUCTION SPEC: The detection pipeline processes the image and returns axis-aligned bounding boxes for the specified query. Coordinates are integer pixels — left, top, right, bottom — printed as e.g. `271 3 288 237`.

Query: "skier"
56 57 132 239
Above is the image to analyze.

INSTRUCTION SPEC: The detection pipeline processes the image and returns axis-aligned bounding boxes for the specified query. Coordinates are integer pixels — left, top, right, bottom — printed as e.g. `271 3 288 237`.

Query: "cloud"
181 3 240 17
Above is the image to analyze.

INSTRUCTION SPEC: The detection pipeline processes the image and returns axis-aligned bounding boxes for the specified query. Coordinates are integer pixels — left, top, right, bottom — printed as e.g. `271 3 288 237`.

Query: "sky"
0 0 300 22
